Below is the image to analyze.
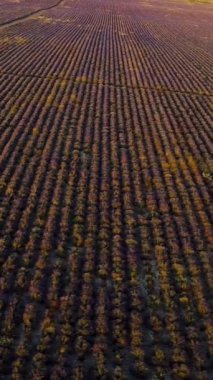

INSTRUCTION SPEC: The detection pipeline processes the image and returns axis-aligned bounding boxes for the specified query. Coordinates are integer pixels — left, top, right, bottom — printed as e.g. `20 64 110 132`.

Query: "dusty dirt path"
0 0 64 29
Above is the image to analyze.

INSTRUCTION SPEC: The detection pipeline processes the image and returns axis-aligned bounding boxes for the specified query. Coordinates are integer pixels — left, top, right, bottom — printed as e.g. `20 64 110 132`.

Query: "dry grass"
0 36 28 45
188 0 213 4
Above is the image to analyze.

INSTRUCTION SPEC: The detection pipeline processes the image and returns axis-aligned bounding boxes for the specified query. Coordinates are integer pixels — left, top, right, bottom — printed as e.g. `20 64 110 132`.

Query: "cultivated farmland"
0 0 212 379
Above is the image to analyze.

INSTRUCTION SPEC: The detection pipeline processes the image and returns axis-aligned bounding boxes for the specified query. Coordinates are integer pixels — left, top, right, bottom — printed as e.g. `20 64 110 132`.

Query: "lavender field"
0 0 212 379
